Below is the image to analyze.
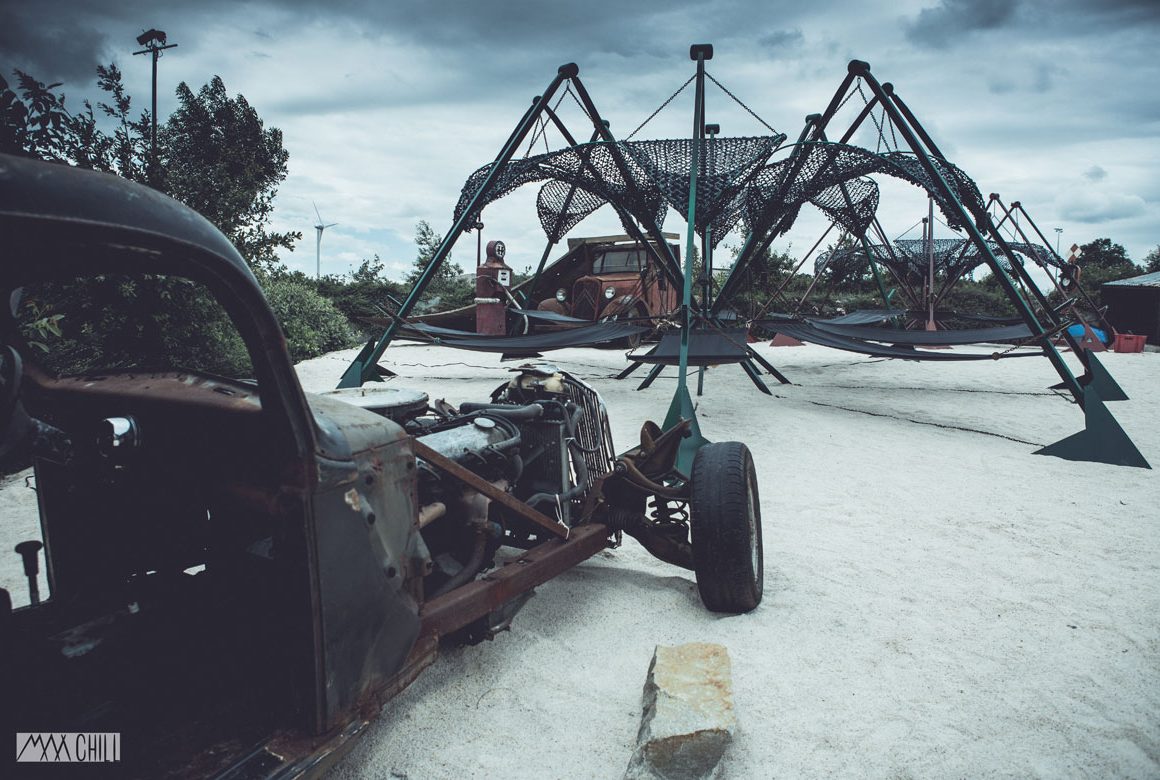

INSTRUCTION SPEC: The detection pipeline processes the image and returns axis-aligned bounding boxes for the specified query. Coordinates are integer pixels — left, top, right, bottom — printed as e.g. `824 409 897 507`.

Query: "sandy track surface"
4 342 1157 778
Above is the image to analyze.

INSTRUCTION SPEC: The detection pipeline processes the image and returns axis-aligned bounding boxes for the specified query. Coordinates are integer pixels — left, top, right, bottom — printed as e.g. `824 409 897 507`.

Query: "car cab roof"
0 153 255 285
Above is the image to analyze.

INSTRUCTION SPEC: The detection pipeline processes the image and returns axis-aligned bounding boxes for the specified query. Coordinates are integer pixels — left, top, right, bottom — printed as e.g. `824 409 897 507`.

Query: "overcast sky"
4 0 1159 280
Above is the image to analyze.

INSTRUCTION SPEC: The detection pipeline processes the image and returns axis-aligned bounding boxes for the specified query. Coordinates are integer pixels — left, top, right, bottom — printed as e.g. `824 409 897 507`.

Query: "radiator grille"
561 373 615 488
571 281 599 320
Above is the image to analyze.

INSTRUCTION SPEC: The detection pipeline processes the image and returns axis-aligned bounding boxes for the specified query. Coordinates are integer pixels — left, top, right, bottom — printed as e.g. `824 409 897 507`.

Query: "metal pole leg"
637 364 666 391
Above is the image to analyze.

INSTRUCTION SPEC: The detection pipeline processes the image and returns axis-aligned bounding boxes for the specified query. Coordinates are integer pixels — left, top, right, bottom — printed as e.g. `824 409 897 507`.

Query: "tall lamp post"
133 29 177 181
1054 227 1062 255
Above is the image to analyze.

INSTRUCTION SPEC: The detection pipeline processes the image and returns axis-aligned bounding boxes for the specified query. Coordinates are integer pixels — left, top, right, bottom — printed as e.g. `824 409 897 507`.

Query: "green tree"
406 220 472 312
0 71 75 162
160 76 299 275
1072 238 1139 307
90 64 150 180
2 68 332 372
1079 238 1133 270
1142 246 1160 274
720 243 808 317
262 274 358 362
316 256 406 338
0 67 148 179
2 69 299 275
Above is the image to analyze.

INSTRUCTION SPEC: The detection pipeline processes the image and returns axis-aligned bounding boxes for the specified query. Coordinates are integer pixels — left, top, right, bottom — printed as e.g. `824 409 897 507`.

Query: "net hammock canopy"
818 238 1063 287
452 139 989 258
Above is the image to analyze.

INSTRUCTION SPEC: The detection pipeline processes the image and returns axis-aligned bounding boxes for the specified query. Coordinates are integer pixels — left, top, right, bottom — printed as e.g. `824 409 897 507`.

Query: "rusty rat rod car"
0 154 762 778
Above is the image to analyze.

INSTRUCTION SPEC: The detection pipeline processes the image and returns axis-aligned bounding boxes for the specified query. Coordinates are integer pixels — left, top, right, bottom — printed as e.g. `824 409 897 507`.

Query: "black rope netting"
818 238 1064 286
453 138 989 259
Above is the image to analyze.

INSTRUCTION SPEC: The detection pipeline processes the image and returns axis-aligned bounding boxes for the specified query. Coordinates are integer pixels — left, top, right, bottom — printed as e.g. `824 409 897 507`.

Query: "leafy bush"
262 275 358 361
18 275 253 379
315 257 406 339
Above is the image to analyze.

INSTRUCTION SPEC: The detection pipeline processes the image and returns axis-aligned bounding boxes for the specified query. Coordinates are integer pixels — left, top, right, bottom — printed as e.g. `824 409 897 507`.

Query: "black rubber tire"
689 441 763 613
618 304 649 349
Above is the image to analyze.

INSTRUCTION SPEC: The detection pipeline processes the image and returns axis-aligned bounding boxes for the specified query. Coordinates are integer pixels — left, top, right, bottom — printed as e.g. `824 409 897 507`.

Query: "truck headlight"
556 288 567 303
603 286 616 300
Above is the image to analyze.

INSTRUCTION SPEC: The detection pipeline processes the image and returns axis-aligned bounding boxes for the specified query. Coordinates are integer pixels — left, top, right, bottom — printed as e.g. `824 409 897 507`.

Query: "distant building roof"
1104 271 1160 288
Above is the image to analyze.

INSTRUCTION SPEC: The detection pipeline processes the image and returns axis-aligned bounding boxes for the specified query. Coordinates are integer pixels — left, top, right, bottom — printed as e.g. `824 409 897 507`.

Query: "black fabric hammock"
628 329 753 366
809 321 1036 346
764 322 1040 361
401 321 647 354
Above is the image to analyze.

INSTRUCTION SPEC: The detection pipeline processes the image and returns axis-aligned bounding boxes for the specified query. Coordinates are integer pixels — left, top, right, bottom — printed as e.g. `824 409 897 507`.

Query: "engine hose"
568 439 590 490
458 402 545 420
525 438 590 511
430 521 500 598
524 401 590 511
507 453 524 484
485 432 522 453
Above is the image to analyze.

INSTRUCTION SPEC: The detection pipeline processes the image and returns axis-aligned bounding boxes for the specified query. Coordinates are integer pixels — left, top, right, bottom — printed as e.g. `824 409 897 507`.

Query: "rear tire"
689 441 763 613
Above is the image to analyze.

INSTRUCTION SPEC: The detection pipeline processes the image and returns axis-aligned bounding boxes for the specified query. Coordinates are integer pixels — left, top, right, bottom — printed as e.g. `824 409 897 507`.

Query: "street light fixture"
133 28 178 181
1054 227 1062 255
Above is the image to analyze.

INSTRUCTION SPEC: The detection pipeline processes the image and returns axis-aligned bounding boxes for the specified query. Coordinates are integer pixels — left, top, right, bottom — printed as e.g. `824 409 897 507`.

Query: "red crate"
1113 333 1147 353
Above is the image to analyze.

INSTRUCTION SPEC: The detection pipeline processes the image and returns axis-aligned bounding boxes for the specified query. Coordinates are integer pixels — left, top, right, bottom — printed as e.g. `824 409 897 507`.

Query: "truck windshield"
16 273 254 380
593 249 645 274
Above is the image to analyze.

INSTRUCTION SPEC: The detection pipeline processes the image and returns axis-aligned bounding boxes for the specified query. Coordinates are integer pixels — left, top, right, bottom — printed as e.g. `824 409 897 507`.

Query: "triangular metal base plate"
663 384 708 478
1034 386 1150 469
1084 352 1127 401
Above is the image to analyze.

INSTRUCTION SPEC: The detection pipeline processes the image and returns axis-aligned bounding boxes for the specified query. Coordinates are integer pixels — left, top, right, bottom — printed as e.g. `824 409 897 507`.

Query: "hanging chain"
836 78 858 113
991 320 1072 357
523 89 570 158
625 74 695 140
563 83 593 124
523 115 545 158
856 81 889 153
705 71 783 138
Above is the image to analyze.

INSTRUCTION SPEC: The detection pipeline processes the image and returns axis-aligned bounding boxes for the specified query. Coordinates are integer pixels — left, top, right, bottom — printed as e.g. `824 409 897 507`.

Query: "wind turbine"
313 202 337 279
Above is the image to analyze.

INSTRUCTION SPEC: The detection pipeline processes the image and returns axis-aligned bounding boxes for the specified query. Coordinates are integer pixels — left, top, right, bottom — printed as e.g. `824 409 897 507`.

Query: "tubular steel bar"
656 44 715 475
566 77 687 290
338 64 580 387
715 65 865 312
968 194 1091 368
679 45 711 395
419 522 612 639
522 122 602 303
819 128 894 312
712 118 820 310
996 196 1113 337
852 62 1085 405
538 104 684 292
412 439 569 540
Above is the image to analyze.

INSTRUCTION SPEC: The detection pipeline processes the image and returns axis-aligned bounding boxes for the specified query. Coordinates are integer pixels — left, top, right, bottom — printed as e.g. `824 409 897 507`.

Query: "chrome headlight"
603 286 616 300
556 288 567 302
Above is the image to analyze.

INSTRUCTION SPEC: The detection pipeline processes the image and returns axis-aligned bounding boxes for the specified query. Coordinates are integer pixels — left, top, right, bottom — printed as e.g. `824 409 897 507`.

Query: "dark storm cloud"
1058 193 1146 223
1084 165 1108 182
0 8 111 82
1050 0 1160 27
3 0 753 107
1 1 278 85
758 29 804 57
986 62 1061 96
2 0 705 73
905 0 1017 47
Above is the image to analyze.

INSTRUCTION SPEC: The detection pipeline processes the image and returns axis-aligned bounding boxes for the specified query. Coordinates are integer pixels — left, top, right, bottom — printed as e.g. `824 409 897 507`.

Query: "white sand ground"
3 342 1158 778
